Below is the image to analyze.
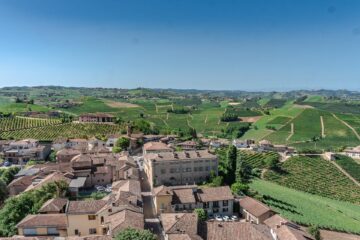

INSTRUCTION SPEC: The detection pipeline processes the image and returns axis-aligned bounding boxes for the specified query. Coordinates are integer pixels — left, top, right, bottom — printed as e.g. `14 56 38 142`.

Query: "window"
213 208 219 213
213 201 219 208
203 202 209 209
186 167 192 172
89 228 97 234
223 208 229 212
47 227 59 236
199 167 203 171
74 229 79 235
23 228 37 236
223 200 229 206
205 166 210 171
88 215 96 220
161 169 166 174
101 216 104 224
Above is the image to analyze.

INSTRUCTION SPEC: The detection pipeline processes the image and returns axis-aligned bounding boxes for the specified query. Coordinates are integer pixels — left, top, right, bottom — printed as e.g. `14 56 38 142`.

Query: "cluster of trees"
113 137 131 153
167 108 190 114
0 180 69 237
220 123 250 138
15 97 34 104
115 228 157 240
0 167 20 204
220 113 238 122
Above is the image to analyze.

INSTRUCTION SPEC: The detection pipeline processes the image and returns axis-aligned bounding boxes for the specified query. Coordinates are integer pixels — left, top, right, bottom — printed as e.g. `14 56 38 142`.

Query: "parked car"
223 216 230 222
96 186 106 192
215 215 223 222
231 215 238 221
4 161 11 167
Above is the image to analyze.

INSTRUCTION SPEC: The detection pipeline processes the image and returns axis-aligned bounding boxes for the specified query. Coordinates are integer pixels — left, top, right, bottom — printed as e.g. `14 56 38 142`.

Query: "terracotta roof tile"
239 197 273 218
16 214 67 228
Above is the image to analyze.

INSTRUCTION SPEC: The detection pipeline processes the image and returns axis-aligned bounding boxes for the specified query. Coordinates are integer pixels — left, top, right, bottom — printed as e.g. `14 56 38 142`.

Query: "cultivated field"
264 156 360 204
250 180 360 234
334 155 360 183
239 150 278 169
0 117 62 131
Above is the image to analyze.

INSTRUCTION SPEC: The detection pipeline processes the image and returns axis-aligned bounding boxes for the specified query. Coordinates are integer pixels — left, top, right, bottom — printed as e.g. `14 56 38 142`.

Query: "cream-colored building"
144 150 218 188
152 185 234 217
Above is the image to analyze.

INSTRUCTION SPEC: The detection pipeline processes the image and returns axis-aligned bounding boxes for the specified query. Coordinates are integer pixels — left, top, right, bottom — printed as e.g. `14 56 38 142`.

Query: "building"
176 141 197 150
264 214 315 240
344 145 360 159
3 139 51 164
16 179 144 238
152 185 234 217
17 214 68 237
144 150 218 188
143 141 173 155
257 140 295 154
56 148 82 163
160 213 202 240
232 139 254 149
239 196 275 224
79 113 115 123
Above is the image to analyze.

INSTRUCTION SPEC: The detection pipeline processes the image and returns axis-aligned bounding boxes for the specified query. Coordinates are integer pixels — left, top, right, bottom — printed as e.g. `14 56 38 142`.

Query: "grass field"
250 179 360 234
264 156 360 204
334 154 360 183
0 102 50 113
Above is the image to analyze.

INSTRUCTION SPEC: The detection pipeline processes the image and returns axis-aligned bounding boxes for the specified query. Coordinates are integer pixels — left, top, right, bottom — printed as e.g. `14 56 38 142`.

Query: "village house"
3 139 51 164
160 213 202 240
152 185 234 217
264 214 315 240
233 139 255 149
143 150 218 188
257 140 295 154
176 141 197 150
78 113 115 123
239 196 275 224
143 141 173 155
344 145 360 159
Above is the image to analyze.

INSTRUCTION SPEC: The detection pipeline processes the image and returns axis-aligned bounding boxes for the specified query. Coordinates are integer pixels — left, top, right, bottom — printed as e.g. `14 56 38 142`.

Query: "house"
7 175 34 196
3 139 51 164
209 140 222 149
264 214 315 240
16 214 68 237
160 213 202 240
233 139 254 149
257 140 295 154
152 185 234 217
144 150 218 187
79 113 115 123
176 141 197 150
344 145 360 159
239 196 275 224
39 198 68 214
56 148 82 163
143 134 164 143
24 171 72 192
105 209 144 237
204 222 273 240
143 141 173 155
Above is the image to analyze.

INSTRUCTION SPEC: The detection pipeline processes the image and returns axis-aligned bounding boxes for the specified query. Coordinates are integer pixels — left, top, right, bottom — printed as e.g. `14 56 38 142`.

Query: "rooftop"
67 200 107 214
239 196 273 218
39 198 68 213
16 214 67 228
143 141 172 151
145 150 217 162
197 186 233 202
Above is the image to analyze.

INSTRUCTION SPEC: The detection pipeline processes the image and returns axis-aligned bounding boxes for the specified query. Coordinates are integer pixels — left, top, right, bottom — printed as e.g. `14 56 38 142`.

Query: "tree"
226 145 237 184
113 137 130 153
231 182 249 196
265 155 280 170
194 208 207 221
0 179 8 204
308 225 321 240
235 157 252 184
115 228 156 240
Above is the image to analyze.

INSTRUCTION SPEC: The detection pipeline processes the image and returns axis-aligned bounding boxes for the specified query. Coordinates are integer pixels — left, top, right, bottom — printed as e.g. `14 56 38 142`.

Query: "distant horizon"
0 84 359 93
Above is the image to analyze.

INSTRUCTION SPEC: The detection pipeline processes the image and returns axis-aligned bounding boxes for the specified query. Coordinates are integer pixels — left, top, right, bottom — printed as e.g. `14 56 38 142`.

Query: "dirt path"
320 116 326 138
166 113 169 120
204 115 208 124
286 123 294 141
332 113 360 140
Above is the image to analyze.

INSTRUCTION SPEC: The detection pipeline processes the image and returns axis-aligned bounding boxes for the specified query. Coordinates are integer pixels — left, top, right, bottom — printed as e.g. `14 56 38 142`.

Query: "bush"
194 208 207 221
115 228 156 240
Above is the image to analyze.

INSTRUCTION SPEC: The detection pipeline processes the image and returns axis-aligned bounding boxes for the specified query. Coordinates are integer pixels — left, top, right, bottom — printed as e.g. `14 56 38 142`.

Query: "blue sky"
0 0 359 91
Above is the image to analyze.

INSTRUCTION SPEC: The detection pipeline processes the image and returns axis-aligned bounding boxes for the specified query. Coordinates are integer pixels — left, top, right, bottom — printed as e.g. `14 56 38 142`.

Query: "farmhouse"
143 150 218 188
344 145 360 159
239 196 275 224
79 113 115 123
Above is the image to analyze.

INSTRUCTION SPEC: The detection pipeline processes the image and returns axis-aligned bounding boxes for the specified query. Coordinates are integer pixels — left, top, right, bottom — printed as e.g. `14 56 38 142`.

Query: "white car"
231 215 238 221
223 216 230 221
96 186 106 192
215 215 223 221
106 184 112 189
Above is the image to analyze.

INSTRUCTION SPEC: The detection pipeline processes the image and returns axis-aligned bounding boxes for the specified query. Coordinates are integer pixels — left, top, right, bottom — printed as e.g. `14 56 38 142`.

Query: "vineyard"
264 156 360 204
0 123 122 141
334 154 360 183
239 150 279 169
0 117 62 131
250 180 360 234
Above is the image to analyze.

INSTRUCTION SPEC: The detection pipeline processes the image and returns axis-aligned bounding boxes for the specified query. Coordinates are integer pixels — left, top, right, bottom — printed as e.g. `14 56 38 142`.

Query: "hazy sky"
0 0 360 91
